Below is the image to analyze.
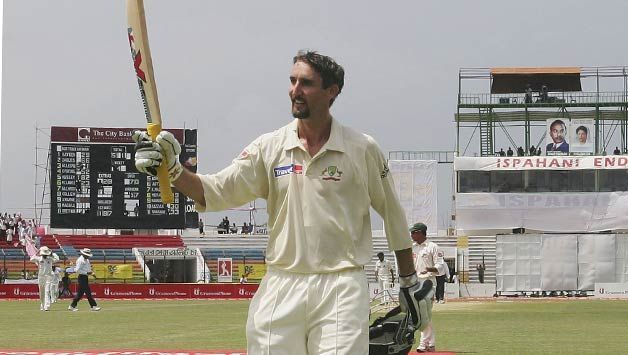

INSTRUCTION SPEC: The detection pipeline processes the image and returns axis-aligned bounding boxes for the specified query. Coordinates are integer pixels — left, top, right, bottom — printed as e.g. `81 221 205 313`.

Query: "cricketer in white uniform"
30 246 59 311
51 265 61 303
133 50 432 354
375 251 395 302
410 222 444 353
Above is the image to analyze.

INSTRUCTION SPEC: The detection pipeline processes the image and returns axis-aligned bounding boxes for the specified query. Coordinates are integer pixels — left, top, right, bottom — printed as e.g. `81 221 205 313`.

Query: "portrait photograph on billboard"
569 119 595 155
545 118 570 156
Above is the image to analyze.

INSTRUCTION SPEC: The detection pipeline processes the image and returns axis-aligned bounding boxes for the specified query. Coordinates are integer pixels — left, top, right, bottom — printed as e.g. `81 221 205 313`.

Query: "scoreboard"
50 127 198 229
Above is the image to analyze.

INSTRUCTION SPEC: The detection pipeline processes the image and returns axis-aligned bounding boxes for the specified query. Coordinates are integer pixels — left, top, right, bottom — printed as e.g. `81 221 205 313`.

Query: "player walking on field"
375 251 395 303
410 222 445 353
133 50 432 354
30 246 59 311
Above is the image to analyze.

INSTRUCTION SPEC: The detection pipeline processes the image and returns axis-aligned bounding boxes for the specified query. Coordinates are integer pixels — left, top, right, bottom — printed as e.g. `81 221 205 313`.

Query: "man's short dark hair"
576 125 588 135
293 50 344 105
551 119 566 129
377 252 384 258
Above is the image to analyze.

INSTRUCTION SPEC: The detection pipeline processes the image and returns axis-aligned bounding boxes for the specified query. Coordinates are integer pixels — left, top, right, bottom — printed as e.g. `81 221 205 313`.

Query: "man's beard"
291 100 310 119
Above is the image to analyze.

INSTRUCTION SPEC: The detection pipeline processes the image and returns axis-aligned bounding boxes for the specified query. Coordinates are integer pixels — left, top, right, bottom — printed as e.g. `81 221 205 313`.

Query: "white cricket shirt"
74 255 92 275
375 259 394 280
412 241 444 280
196 118 411 273
30 253 59 277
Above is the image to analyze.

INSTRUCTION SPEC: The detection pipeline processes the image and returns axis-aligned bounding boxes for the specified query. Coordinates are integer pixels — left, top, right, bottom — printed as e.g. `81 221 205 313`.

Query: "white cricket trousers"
419 277 437 349
37 275 53 310
246 267 369 355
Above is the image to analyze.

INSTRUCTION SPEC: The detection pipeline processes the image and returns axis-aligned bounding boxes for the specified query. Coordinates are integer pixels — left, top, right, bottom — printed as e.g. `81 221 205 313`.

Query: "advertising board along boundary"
0 283 258 300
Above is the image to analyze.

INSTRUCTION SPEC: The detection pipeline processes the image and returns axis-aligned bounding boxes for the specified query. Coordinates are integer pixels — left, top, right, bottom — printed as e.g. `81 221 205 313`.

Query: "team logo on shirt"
321 165 343 181
273 164 303 177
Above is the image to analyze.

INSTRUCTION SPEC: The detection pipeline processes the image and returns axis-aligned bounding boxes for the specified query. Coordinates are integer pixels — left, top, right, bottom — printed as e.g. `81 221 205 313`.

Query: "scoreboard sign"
50 127 198 229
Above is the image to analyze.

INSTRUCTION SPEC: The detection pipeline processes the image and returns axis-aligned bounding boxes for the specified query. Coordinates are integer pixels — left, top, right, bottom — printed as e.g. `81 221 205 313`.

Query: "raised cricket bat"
127 0 174 204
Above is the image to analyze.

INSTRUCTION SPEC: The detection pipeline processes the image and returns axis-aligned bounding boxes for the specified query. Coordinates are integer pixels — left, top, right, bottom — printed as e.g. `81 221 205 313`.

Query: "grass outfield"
1 298 628 353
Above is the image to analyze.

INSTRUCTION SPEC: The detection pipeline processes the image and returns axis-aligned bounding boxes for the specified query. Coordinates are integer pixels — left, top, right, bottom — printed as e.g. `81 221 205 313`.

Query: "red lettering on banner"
496 159 501 168
594 157 602 167
605 157 615 167
548 159 560 168
563 159 573 168
522 159 534 168
619 157 628 167
536 158 547 168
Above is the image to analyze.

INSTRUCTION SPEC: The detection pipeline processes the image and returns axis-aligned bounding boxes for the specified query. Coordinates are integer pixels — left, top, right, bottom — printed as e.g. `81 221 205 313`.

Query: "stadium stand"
54 234 185 249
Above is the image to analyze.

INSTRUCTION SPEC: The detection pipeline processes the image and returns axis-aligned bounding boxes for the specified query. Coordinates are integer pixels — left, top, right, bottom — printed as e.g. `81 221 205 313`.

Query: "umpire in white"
68 248 101 311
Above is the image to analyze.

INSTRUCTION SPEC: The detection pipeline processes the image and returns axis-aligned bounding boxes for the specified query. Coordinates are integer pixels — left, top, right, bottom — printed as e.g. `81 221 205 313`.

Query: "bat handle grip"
147 123 175 205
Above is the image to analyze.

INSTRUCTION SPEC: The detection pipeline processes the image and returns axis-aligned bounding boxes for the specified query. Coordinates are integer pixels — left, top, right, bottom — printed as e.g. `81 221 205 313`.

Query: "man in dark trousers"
68 248 101 311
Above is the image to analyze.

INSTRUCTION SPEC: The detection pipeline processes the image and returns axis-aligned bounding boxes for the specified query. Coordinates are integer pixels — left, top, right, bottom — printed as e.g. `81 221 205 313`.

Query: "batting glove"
398 272 434 331
132 130 183 182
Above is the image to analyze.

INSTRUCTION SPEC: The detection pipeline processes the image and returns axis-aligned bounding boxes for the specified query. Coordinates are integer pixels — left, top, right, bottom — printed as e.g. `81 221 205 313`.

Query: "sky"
2 0 628 230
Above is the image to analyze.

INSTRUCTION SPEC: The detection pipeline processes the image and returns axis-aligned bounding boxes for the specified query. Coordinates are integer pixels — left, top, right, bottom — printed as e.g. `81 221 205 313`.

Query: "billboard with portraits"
545 118 570 156
569 119 595 155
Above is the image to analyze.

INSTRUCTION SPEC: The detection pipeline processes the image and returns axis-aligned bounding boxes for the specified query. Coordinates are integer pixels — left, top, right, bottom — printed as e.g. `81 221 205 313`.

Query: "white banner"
388 160 438 234
497 234 628 292
456 192 628 232
455 156 628 171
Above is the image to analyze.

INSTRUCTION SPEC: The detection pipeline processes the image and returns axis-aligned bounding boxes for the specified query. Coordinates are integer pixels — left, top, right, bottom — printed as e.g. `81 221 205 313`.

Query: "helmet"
369 306 415 355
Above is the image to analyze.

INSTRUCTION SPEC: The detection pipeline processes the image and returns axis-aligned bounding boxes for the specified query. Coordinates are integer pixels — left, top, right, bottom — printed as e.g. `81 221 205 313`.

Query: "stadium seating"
54 234 185 249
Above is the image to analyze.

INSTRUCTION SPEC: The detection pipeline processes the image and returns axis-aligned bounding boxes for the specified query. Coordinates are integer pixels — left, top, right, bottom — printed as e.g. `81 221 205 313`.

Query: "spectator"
242 222 249 234
498 148 505 156
517 146 525 156
507 147 514 156
199 218 205 236
5 224 13 244
524 84 533 104
538 85 548 102
476 263 486 283
614 146 621 155
536 147 542 156
529 145 536 156
230 223 238 234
